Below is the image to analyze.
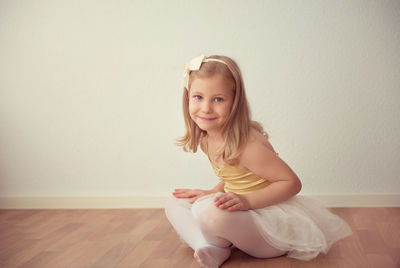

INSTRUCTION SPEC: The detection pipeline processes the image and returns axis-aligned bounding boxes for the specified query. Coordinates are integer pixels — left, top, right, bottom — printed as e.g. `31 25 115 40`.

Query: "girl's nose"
202 101 212 113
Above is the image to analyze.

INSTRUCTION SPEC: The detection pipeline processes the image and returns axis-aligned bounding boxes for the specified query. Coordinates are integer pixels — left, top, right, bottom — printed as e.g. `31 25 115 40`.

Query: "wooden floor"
0 207 399 268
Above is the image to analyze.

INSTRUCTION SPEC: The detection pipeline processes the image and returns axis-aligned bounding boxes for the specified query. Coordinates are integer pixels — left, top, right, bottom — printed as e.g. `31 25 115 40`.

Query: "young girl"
165 55 352 268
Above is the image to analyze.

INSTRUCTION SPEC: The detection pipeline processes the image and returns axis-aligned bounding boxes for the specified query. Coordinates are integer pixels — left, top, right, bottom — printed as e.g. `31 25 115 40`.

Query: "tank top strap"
205 135 224 168
205 135 213 163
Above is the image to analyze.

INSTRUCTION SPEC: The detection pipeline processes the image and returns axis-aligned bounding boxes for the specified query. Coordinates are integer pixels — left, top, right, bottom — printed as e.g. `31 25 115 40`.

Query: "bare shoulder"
239 129 300 183
247 129 277 154
238 129 278 166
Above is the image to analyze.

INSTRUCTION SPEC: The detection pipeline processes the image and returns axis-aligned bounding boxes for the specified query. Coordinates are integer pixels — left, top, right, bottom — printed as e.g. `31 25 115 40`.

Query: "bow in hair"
182 55 206 90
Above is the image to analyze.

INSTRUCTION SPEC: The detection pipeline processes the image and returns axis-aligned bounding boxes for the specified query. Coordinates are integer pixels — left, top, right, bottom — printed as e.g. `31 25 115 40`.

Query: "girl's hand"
172 189 213 204
214 192 250 212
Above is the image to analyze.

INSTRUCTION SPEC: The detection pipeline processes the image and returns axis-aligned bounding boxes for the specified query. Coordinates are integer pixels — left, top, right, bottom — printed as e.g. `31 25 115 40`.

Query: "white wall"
0 0 399 207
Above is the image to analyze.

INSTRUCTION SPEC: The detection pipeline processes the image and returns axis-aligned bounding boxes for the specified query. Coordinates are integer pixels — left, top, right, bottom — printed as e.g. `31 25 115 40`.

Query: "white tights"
165 195 286 267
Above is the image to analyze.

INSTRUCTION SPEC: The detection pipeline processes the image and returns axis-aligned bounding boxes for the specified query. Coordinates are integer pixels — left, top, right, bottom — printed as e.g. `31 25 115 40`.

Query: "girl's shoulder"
249 128 276 152
238 129 278 165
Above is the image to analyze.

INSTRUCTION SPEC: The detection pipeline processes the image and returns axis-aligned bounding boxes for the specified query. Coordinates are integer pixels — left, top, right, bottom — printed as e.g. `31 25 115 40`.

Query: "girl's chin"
194 122 211 130
196 124 219 133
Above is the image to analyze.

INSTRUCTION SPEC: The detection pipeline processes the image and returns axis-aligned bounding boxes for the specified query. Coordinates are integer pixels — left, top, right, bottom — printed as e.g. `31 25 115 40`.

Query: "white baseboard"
0 196 168 209
0 194 399 209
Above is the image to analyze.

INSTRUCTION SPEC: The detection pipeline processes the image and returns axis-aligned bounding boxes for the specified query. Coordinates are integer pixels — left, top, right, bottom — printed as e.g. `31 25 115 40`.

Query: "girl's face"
189 74 235 136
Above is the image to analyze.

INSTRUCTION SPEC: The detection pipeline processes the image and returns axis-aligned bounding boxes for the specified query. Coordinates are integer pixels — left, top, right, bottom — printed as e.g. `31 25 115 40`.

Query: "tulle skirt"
193 193 352 261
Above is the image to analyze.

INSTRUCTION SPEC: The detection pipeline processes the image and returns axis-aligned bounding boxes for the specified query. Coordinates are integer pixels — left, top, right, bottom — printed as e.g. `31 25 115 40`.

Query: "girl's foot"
194 246 231 268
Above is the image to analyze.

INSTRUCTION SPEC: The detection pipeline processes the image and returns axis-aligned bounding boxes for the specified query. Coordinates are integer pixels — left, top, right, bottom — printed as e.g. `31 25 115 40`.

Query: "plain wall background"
0 0 399 201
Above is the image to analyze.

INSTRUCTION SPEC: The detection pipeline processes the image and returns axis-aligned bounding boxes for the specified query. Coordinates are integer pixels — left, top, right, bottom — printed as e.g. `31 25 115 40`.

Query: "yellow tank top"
206 137 272 195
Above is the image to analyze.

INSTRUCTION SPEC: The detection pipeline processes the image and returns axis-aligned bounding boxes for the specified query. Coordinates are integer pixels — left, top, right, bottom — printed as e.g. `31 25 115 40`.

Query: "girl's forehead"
190 75 234 93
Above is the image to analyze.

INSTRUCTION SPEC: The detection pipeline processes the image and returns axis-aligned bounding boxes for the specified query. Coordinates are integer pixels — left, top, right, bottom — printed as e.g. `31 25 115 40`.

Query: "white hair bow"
182 55 230 90
182 55 206 90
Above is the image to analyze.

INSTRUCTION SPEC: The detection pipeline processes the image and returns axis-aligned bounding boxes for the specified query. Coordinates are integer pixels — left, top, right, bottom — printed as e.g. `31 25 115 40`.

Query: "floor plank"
0 208 399 268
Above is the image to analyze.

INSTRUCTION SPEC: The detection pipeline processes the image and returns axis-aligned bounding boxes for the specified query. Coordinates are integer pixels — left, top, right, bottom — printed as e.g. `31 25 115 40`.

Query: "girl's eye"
214 97 224 102
192 95 202 100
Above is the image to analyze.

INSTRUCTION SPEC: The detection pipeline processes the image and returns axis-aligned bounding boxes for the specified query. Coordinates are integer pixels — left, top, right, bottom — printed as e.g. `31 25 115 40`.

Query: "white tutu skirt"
193 193 352 261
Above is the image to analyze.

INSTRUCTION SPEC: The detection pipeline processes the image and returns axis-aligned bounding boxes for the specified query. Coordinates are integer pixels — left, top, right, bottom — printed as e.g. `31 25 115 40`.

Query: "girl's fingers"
174 192 195 198
214 194 228 205
173 189 191 194
190 193 207 203
218 199 237 209
214 193 235 206
227 203 242 212
214 192 247 210
189 196 198 204
173 189 206 199
173 192 187 197
173 189 194 197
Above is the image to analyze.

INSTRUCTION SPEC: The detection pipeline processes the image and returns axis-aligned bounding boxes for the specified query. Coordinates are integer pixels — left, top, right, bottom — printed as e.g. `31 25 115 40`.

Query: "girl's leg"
164 196 231 267
192 198 287 259
165 196 208 249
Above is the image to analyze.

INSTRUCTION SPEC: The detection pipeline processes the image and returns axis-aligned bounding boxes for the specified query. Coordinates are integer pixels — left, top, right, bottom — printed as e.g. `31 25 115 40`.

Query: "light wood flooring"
0 207 399 268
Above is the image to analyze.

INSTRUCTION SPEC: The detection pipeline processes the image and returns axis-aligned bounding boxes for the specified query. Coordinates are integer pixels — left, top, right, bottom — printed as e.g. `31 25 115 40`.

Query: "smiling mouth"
198 116 217 121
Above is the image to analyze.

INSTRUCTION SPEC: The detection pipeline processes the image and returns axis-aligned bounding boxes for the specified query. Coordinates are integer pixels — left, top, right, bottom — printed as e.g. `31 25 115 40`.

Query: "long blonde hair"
176 55 266 164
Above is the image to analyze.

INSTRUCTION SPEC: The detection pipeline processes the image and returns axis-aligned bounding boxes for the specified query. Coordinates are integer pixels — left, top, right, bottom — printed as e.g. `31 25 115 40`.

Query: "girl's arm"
243 177 301 209
215 139 301 211
241 140 302 209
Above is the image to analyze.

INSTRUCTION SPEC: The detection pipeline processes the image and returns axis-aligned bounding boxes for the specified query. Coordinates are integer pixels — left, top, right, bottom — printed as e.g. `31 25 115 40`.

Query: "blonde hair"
176 55 267 164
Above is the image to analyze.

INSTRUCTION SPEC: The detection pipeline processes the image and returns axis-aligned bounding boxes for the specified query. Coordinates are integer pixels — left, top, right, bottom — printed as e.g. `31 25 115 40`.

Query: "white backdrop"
0 0 399 207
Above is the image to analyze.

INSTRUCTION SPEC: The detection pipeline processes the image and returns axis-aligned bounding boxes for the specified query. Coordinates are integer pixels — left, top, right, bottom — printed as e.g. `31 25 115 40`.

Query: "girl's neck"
206 130 224 143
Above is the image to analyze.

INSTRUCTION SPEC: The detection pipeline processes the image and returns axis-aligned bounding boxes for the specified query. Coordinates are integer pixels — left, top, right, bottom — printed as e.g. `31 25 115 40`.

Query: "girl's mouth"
199 116 217 121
